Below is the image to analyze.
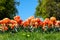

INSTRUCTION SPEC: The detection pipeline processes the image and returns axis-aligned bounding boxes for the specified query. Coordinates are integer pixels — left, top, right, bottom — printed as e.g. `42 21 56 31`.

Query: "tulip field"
0 16 60 40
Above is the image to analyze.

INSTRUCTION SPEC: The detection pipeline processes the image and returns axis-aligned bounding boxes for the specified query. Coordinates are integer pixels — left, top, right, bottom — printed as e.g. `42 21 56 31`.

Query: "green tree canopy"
35 0 60 20
0 0 19 20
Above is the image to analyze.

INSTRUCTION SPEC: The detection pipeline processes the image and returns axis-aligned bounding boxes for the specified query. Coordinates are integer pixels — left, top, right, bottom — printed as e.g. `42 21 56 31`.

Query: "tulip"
14 16 21 22
1 26 8 31
30 19 36 26
3 18 10 24
14 16 23 26
55 21 60 27
48 20 53 28
28 16 34 20
50 17 56 25
0 18 10 26
10 20 17 24
18 20 23 26
44 18 50 24
43 18 50 27
42 18 50 30
38 22 43 27
22 20 30 28
50 17 56 22
11 25 15 29
34 22 38 28
27 16 35 22
35 18 41 22
35 18 43 27
0 20 3 24
9 20 18 29
4 26 8 31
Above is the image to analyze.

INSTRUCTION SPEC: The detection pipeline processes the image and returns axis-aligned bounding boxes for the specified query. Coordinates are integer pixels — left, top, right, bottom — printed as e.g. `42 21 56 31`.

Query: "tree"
0 0 19 20
35 0 60 20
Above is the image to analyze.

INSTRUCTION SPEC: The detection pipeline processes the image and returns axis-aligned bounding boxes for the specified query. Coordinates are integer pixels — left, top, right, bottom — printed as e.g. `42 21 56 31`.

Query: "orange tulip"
14 16 21 22
48 20 53 28
44 18 50 24
9 20 18 29
38 22 43 27
31 19 36 23
0 20 3 24
34 22 38 28
30 19 36 26
4 26 8 31
35 18 43 27
28 16 34 19
2 18 10 24
28 16 35 22
18 20 23 25
14 16 23 25
43 18 50 26
50 17 56 22
2 26 8 31
42 18 50 30
10 20 17 24
22 20 30 27
35 18 41 22
8 24 15 29
11 25 15 29
50 17 56 25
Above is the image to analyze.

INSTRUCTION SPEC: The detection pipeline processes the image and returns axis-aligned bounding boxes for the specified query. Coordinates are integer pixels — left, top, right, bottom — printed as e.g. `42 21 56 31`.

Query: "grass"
0 31 60 40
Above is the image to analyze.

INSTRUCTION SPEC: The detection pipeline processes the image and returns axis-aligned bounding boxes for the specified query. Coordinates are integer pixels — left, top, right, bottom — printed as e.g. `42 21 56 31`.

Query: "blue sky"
16 0 38 20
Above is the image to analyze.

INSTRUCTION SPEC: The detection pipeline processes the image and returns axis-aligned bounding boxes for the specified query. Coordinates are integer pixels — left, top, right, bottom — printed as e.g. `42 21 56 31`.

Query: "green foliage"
0 0 19 19
0 31 60 40
35 0 60 20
